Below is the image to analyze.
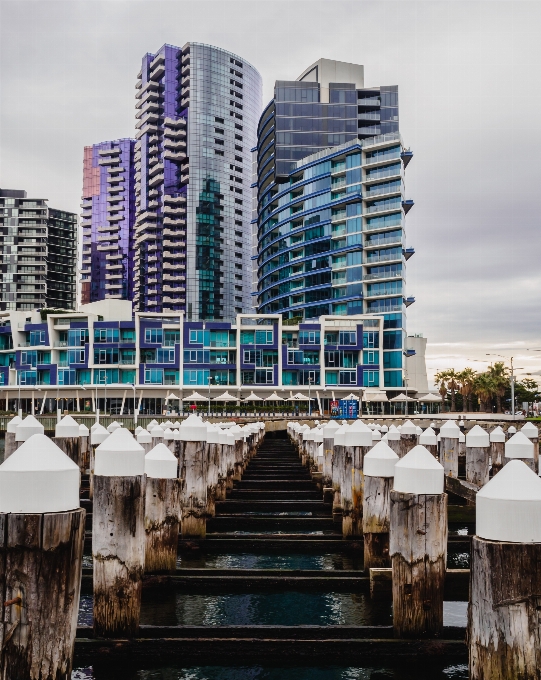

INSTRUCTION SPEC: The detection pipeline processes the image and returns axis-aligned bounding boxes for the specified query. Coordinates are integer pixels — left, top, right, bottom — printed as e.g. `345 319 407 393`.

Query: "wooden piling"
490 426 505 475
398 421 418 459
342 422 373 538
465 425 490 487
4 415 22 459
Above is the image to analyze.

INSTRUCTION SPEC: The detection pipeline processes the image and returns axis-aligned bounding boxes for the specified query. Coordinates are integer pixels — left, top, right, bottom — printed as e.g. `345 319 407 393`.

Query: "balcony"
364 236 402 249
364 151 401 167
365 251 402 264
98 147 120 157
163 150 186 163
148 173 164 187
366 202 402 216
358 97 380 106
365 184 402 199
363 271 403 281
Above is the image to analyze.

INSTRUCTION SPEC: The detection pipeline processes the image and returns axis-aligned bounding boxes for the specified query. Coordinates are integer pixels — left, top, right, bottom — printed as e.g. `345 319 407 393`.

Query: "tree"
458 367 476 412
434 371 449 412
486 362 510 413
474 372 495 413
434 369 461 412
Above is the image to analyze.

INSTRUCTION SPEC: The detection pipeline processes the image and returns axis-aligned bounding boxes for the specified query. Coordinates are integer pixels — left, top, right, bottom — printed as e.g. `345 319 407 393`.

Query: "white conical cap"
333 422 350 446
91 424 109 446
79 423 90 436
135 426 144 435
146 419 159 432
322 420 340 438
490 425 506 443
364 441 399 477
419 427 437 446
136 430 152 444
179 413 207 441
150 425 165 438
173 421 181 429
380 425 389 433
107 421 122 433
374 424 382 431
477 460 541 542
312 428 323 443
15 414 45 442
459 431 465 443
55 414 80 438
145 443 178 479
371 429 382 442
0 434 79 512
440 420 460 439
206 422 221 444
466 425 489 448
173 429 182 440
381 433 389 442
343 420 372 447
400 420 417 436
416 426 423 436
94 427 145 476
303 428 314 441
229 424 245 441
508 426 517 435
505 431 534 459
397 425 402 433
387 424 400 441
393 445 444 494
162 420 174 429
6 415 22 433
163 428 174 441
521 422 539 439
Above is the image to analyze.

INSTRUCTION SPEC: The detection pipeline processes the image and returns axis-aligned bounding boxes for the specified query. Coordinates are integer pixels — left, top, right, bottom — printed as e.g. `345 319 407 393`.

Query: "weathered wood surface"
441 438 459 478
52 436 82 472
80 435 90 472
322 437 334 488
490 441 505 476
363 475 392 569
179 440 207 539
4 432 17 460
465 446 490 487
387 438 401 457
340 446 354 537
93 475 146 637
331 444 344 516
144 477 182 573
390 491 448 638
0 509 85 679
398 434 418 459
346 445 369 538
425 444 438 459
445 476 479 504
469 536 541 680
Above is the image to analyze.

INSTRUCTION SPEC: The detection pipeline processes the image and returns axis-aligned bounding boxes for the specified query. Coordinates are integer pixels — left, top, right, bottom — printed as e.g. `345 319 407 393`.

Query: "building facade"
0 189 77 312
254 59 414 388
134 42 262 319
80 139 136 305
0 300 388 413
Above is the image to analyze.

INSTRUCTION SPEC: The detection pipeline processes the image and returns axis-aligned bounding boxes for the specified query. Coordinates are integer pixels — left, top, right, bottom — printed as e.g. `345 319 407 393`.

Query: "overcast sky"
1 0 540 384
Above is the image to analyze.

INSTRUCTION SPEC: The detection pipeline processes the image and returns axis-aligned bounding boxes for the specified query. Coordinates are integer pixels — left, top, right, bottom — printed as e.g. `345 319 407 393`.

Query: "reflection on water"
177 552 363 570
72 663 469 679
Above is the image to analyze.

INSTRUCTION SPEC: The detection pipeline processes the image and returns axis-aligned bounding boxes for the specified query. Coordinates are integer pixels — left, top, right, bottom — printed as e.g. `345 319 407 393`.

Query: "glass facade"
255 60 413 387
134 42 262 319
0 189 77 311
80 139 136 303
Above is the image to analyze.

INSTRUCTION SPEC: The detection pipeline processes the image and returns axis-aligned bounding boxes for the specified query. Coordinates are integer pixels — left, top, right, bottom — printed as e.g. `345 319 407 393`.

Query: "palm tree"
458 367 476 412
435 369 460 411
487 362 510 413
474 372 495 412
434 370 449 412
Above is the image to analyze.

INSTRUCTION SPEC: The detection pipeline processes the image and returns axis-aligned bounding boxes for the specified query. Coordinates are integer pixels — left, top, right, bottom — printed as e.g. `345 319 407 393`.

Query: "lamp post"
308 376 313 417
131 383 138 425
402 351 410 417
17 374 21 418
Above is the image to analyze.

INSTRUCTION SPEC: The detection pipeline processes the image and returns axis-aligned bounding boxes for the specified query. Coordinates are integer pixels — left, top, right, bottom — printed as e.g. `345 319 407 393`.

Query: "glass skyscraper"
0 189 77 311
254 59 414 388
134 42 262 319
80 139 136 304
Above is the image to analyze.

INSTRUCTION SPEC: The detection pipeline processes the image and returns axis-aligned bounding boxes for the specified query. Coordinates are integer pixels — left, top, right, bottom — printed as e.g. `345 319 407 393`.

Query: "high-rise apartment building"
80 139 136 304
254 59 414 388
0 189 77 311
134 42 262 319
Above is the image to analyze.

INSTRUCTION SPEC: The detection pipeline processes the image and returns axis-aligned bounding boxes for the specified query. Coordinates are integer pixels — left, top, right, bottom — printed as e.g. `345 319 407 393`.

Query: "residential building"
254 59 414 389
0 299 391 414
0 188 77 312
134 42 262 319
80 139 136 304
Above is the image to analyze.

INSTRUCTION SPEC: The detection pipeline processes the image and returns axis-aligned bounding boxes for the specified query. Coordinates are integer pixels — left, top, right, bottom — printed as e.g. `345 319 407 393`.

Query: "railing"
365 252 403 264
364 271 403 281
366 202 402 214
365 236 403 248
366 184 402 199
364 151 401 166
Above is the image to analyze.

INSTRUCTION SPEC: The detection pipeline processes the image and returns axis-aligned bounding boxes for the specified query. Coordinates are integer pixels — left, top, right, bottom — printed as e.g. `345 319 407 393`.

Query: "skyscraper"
254 59 414 388
0 188 77 311
80 139 136 304
134 42 262 319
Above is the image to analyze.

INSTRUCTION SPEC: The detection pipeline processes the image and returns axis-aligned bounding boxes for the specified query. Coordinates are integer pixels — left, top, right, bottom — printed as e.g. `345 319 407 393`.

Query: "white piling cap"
91 424 109 446
400 420 417 436
439 420 460 439
364 441 399 477
150 425 165 438
135 426 144 435
145 443 178 479
458 431 465 443
95 427 145 476
322 421 340 438
393 445 444 495
505 431 534 459
146 419 159 432
387 425 400 441
380 425 389 433
508 426 517 435
372 429 382 442
312 428 323 443
466 425 489 448
303 429 313 442
15 415 45 442
416 426 423 436
206 423 221 444
55 414 80 438
173 421 181 429
381 433 389 441
397 425 402 433
343 420 372 447
162 420 174 429
521 422 539 439
163 428 174 441
79 423 90 437
333 423 350 446
107 421 122 433
6 415 22 433
490 425 506 443
477 460 541 542
136 430 152 444
229 424 245 441
179 414 208 441
419 427 437 446
173 429 182 441
0 434 79 513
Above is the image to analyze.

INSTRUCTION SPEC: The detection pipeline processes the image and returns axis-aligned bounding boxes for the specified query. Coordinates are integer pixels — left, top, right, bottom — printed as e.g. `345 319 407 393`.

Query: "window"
143 328 162 344
384 350 403 369
339 331 357 345
120 328 136 342
255 369 273 384
299 330 320 345
164 370 179 385
144 368 164 384
363 350 379 365
383 330 402 350
94 327 119 343
156 349 175 363
183 369 209 385
58 369 75 386
363 331 379 349
363 370 379 387
299 370 320 385
339 370 357 385
68 329 88 346
183 350 210 363
29 330 45 345
94 347 119 364
384 370 403 388
21 351 37 367
189 329 209 345
68 349 85 364
163 330 180 346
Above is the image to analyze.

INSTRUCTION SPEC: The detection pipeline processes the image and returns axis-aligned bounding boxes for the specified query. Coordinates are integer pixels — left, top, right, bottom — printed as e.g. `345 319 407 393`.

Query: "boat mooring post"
342 420 373 538
439 419 460 478
465 425 490 487
52 415 82 471
398 420 418 458
178 414 208 539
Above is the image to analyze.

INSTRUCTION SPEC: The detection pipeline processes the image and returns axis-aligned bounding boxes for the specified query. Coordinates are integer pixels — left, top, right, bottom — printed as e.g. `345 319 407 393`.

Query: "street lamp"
131 383 138 425
308 376 313 417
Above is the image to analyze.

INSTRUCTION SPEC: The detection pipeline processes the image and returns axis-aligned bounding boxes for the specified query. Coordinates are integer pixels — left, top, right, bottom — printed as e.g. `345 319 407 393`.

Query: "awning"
343 393 360 401
213 391 239 402
418 393 443 402
244 392 263 401
265 392 284 401
288 393 311 401
363 390 389 403
182 392 208 401
389 393 416 402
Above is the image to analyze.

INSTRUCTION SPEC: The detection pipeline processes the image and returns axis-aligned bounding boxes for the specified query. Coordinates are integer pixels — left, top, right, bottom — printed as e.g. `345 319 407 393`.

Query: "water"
72 663 469 679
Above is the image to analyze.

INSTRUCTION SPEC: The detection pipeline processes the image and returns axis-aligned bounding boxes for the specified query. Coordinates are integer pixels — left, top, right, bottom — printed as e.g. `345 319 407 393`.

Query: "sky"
1 0 541 385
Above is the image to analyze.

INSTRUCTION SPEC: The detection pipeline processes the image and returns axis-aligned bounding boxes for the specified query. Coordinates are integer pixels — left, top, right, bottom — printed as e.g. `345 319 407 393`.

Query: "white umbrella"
343 393 360 401
389 393 416 402
213 391 239 402
418 393 443 402
245 392 263 401
363 390 389 403
265 392 284 401
289 393 310 401
182 392 208 401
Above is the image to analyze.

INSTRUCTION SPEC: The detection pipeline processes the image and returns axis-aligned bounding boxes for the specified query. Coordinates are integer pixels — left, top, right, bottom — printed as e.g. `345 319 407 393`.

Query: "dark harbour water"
72 662 469 679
